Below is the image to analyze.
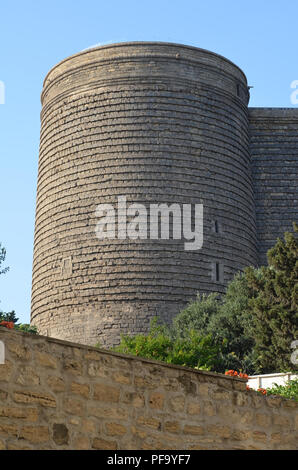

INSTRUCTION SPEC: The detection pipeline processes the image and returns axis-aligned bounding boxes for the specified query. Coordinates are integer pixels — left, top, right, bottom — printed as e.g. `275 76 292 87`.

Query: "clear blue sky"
0 0 297 324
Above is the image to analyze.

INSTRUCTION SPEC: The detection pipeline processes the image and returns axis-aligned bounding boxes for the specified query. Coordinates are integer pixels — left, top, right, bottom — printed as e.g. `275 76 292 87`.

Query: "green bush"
13 323 38 334
114 318 221 371
171 272 259 374
0 311 37 334
266 378 298 401
172 293 220 337
245 223 298 373
0 310 19 323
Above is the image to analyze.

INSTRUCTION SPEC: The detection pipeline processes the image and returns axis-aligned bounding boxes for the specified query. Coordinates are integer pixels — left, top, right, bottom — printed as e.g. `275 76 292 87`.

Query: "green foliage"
13 323 38 334
114 318 220 371
172 293 220 338
172 273 259 374
0 243 9 276
208 271 261 374
0 245 37 334
0 310 19 323
0 311 37 334
171 224 297 375
245 223 298 373
266 378 298 402
113 272 261 374
0 243 13 321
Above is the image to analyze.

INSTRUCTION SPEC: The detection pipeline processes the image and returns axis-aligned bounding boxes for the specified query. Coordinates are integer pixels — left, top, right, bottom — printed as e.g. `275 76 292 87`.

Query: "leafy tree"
0 243 9 276
0 310 37 334
0 242 11 318
114 318 221 371
0 243 37 334
114 274 259 374
244 223 298 373
172 273 259 374
0 310 19 323
172 293 220 338
167 225 297 374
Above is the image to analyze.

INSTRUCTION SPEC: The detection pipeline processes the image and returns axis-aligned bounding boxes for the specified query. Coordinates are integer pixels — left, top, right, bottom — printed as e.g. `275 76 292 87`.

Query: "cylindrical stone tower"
31 42 257 347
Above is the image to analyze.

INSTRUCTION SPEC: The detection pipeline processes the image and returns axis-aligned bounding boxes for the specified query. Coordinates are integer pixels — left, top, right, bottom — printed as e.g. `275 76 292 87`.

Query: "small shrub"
265 378 298 401
0 312 37 334
113 318 221 371
14 323 38 334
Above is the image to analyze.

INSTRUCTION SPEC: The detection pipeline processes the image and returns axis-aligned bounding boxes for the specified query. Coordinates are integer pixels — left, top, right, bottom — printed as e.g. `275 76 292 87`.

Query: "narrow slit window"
236 84 241 97
212 261 223 283
216 262 220 282
212 220 222 233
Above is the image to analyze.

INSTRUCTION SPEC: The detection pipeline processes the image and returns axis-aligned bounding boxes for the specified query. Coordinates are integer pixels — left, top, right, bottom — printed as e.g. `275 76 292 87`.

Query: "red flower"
225 369 249 382
239 372 248 379
257 388 267 395
0 321 14 329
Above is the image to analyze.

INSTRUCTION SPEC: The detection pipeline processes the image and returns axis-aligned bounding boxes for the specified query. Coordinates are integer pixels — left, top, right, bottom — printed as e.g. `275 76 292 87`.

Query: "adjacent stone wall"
31 42 257 348
0 328 297 450
249 108 298 266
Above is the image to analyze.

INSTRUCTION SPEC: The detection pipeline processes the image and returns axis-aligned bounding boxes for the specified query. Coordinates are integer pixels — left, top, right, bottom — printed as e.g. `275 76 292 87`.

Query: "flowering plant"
225 369 267 395
0 318 37 334
0 321 14 329
257 387 267 395
225 369 248 379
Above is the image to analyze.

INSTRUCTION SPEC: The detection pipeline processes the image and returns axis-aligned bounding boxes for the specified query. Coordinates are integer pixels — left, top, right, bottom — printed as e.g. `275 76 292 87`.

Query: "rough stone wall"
0 329 297 450
31 42 257 348
249 108 298 266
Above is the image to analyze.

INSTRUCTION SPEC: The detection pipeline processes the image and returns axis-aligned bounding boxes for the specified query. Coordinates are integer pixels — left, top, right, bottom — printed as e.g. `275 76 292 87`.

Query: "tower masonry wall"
31 42 258 348
30 42 298 349
249 107 298 266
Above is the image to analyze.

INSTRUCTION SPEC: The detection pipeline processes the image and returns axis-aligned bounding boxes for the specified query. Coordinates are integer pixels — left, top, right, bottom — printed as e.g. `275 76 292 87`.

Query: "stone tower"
31 42 261 347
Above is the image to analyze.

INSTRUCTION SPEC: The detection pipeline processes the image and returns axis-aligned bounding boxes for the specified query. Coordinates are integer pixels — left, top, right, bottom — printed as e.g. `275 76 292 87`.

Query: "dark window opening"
212 220 222 234
212 261 223 283
215 262 220 282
